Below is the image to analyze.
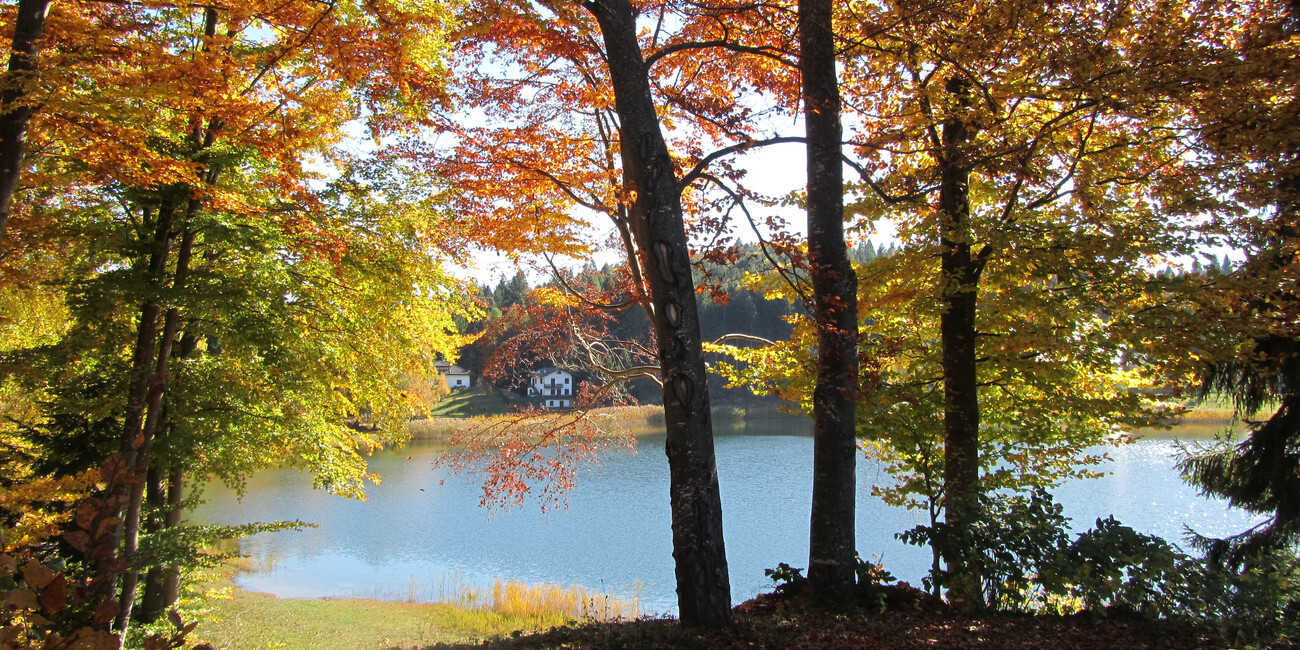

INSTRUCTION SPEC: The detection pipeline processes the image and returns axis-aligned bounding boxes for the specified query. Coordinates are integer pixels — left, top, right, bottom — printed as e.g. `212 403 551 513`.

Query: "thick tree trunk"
937 77 983 611
585 0 731 629
139 466 167 623
140 452 186 620
116 224 194 636
90 201 177 633
799 0 858 609
0 0 51 252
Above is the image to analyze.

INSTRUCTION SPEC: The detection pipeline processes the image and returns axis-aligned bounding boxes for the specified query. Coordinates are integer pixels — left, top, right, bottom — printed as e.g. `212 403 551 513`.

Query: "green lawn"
191 574 573 649
426 388 511 418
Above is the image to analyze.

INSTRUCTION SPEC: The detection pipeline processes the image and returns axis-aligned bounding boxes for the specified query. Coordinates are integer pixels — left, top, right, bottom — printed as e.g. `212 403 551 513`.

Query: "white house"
528 367 574 408
434 360 471 389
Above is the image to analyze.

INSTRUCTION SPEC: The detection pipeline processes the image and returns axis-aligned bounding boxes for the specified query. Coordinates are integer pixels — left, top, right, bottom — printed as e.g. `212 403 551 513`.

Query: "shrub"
899 487 1300 645
898 488 1069 612
763 555 897 611
1043 516 1185 617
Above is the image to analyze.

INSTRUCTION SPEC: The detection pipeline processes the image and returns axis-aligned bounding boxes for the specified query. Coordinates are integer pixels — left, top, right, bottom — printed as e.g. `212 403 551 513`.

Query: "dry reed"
488 577 643 622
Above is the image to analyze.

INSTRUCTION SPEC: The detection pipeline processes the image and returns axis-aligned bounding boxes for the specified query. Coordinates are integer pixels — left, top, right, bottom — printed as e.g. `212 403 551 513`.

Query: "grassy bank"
192 577 1231 650
426 388 512 418
191 567 642 649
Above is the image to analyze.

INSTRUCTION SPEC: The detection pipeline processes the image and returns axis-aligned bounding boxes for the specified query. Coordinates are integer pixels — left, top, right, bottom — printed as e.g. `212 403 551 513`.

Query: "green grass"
427 388 511 417
196 589 490 649
188 566 642 650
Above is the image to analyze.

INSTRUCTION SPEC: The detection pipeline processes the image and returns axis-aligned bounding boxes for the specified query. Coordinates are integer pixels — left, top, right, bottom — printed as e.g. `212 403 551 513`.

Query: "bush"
853 554 897 612
1042 516 1185 617
763 562 807 598
763 555 897 611
1173 549 1300 646
900 487 1300 645
898 488 1069 612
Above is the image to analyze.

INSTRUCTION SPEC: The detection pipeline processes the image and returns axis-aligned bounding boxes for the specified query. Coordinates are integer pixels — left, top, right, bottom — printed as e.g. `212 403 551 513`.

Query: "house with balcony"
528 367 574 409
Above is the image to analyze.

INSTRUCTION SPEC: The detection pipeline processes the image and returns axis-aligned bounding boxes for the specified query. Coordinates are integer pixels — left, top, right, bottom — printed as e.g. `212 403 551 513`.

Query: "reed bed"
406 403 794 441
406 416 472 441
1131 399 1279 439
373 571 644 625
488 577 643 622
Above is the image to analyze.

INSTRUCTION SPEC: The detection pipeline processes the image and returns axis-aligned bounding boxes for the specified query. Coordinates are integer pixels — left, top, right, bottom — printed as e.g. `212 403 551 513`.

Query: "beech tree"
0 1 471 641
832 0 1215 608
583 0 733 625
0 0 50 253
798 0 858 608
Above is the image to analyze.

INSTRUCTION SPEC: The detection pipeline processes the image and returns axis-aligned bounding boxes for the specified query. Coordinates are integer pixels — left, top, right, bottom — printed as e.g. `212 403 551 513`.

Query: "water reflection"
193 420 1259 614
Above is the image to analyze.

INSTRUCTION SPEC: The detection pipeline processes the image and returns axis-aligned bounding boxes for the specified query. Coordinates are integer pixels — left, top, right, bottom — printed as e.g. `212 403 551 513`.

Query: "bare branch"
543 253 636 310
645 40 796 69
696 172 814 307
709 333 775 347
678 136 804 190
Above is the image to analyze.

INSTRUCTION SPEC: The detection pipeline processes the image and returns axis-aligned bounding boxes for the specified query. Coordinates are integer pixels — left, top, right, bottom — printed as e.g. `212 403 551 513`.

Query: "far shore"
406 398 1253 445
404 402 799 442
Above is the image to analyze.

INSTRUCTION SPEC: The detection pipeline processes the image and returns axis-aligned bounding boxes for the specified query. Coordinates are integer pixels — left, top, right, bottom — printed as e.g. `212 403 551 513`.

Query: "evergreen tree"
1175 0 1300 566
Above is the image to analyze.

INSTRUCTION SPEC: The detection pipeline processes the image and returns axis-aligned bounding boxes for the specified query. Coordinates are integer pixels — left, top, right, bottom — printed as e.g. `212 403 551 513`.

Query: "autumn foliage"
1 0 1298 645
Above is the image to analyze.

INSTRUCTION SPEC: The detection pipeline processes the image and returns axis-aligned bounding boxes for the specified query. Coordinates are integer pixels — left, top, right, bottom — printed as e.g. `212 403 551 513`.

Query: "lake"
192 418 1259 614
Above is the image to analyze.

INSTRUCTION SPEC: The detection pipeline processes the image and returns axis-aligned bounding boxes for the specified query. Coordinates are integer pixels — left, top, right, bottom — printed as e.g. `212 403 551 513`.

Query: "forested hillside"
453 240 897 407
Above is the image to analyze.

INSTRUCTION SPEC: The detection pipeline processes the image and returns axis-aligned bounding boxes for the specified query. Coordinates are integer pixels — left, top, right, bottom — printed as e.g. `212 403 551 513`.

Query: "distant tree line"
453 240 898 406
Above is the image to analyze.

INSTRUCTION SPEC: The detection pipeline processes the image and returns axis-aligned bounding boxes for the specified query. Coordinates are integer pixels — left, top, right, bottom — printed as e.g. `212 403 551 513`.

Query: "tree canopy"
1 0 1299 645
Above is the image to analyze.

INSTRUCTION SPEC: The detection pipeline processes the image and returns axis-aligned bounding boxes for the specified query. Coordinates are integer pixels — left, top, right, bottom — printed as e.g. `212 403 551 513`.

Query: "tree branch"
678 136 804 190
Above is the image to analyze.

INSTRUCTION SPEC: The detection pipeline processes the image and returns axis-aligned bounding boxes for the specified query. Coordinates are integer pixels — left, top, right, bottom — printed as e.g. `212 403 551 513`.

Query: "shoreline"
196 566 657 649
405 402 1248 444
404 403 801 442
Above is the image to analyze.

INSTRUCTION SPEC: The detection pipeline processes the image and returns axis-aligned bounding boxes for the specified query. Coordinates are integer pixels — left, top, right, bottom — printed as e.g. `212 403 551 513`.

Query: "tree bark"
799 0 858 609
140 445 187 620
0 0 50 253
90 200 177 633
138 466 167 623
139 463 185 622
585 0 731 629
116 223 195 636
937 76 983 611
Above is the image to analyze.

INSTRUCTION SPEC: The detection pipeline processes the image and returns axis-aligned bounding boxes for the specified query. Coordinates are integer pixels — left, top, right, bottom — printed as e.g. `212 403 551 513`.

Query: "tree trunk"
139 466 166 623
937 77 982 611
161 463 184 608
585 0 731 629
116 223 194 636
799 0 858 609
139 463 185 622
0 0 51 252
89 200 177 633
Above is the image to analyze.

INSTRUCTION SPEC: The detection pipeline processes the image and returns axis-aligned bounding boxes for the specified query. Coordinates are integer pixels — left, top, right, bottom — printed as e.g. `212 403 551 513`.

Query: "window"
564 377 570 384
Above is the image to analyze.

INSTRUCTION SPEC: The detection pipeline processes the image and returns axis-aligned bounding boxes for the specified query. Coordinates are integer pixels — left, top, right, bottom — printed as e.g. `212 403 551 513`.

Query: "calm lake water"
192 418 1260 614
